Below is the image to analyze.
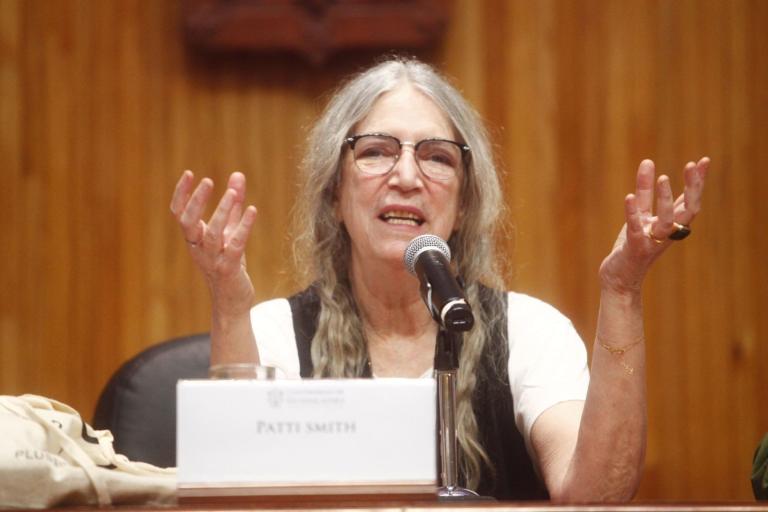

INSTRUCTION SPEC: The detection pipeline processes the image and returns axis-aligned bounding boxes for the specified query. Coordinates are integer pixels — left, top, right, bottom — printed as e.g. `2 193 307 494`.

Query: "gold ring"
647 229 664 245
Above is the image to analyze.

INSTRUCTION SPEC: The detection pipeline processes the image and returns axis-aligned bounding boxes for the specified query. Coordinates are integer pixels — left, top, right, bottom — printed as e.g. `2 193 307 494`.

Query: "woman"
170 57 708 502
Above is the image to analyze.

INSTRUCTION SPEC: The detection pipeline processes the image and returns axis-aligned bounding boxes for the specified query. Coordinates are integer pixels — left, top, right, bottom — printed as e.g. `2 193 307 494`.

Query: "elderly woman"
170 57 708 502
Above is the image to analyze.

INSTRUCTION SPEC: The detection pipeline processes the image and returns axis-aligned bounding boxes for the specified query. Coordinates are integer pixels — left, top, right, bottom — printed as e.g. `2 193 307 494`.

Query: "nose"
387 144 423 190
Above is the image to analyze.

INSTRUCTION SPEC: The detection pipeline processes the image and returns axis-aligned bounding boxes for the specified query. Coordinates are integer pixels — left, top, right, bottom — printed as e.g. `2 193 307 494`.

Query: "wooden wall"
1 0 766 501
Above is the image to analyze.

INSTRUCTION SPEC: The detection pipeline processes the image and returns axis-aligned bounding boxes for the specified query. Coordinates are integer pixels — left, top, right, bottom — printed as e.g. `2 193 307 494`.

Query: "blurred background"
1 0 766 501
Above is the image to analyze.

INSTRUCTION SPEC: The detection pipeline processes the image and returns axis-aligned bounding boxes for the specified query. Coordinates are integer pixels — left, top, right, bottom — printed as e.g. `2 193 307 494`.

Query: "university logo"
267 389 284 408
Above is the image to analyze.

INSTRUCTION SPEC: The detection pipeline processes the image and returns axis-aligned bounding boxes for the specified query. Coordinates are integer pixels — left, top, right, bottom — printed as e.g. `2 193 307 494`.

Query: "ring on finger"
668 222 692 241
647 229 664 245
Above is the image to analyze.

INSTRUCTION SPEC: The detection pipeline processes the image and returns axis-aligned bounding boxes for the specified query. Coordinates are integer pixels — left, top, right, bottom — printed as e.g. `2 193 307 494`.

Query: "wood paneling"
1 0 765 501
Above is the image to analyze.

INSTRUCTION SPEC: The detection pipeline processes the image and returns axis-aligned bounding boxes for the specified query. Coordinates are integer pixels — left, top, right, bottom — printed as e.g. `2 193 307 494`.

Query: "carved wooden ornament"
183 0 448 65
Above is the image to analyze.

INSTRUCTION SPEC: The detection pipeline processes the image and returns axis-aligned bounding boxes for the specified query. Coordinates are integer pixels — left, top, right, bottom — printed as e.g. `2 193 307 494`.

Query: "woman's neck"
348 255 434 338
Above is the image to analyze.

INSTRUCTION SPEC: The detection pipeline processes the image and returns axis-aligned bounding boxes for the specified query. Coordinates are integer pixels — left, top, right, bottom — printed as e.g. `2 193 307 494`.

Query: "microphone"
403 234 474 332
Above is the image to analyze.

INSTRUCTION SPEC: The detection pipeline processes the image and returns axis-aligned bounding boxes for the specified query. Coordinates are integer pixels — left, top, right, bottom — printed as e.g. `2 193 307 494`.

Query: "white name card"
177 379 437 497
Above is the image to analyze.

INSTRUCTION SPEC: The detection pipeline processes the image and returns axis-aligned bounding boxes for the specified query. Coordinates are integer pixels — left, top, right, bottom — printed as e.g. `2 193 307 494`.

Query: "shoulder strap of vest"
287 286 320 378
476 284 510 383
288 285 377 378
472 286 549 500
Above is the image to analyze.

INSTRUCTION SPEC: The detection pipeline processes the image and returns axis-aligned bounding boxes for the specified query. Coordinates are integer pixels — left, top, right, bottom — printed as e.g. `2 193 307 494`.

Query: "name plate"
177 379 437 497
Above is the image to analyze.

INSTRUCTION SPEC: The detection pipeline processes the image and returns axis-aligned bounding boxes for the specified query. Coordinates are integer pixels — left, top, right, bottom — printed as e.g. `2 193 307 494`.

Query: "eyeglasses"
344 133 470 181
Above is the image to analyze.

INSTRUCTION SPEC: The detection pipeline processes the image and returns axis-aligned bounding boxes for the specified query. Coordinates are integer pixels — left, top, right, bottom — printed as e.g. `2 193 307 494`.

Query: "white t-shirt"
250 291 589 446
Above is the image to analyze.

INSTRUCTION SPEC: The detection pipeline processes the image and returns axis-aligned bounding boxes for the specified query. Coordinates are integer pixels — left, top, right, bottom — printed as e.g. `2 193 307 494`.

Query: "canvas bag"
0 394 176 508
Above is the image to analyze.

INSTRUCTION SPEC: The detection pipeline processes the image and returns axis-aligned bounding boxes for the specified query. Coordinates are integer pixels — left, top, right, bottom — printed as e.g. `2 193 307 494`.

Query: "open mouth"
379 210 425 226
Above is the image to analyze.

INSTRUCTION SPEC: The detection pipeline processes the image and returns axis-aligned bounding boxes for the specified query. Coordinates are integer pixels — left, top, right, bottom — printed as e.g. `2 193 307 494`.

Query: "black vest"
287 286 548 500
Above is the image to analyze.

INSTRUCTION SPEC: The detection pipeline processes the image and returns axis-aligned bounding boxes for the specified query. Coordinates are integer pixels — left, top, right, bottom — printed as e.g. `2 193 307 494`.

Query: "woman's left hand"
599 157 709 294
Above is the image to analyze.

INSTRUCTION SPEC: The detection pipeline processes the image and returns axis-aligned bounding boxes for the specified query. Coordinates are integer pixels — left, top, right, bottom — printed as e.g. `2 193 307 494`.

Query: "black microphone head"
403 234 451 275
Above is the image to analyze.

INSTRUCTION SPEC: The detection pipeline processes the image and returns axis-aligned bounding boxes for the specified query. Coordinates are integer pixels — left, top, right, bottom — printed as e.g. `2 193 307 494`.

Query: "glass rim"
344 133 470 180
208 363 276 380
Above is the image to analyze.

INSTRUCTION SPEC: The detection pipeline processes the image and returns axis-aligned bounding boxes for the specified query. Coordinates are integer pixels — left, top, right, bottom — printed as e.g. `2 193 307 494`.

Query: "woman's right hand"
170 170 258 318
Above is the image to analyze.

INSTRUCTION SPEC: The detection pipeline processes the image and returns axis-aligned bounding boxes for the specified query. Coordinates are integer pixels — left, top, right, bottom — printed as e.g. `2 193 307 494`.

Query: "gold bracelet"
598 338 644 375
599 338 643 356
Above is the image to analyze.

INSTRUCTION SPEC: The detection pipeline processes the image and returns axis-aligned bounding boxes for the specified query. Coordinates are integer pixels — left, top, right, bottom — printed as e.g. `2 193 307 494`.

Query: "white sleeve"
506 292 589 445
249 298 302 379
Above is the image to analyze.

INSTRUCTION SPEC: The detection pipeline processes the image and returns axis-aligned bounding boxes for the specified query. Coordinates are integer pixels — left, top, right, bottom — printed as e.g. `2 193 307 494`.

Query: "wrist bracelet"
598 338 644 375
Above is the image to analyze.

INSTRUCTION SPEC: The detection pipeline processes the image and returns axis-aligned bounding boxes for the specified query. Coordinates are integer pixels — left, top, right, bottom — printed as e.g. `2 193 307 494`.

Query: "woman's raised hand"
170 170 258 317
599 157 709 294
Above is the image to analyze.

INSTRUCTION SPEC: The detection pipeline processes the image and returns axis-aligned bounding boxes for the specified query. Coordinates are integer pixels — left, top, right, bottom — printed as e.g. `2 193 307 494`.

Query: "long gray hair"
293 57 506 489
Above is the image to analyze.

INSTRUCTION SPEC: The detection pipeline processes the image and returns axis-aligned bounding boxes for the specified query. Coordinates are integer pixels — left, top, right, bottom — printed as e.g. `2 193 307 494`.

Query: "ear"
455 172 470 231
332 178 343 223
453 206 465 232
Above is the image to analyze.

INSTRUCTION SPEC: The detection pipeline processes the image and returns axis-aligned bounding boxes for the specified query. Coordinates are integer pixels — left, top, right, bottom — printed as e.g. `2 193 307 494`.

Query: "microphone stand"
434 327 479 499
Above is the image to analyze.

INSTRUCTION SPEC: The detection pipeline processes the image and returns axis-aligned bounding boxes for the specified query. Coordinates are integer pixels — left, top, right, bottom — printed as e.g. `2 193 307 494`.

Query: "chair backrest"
92 333 210 468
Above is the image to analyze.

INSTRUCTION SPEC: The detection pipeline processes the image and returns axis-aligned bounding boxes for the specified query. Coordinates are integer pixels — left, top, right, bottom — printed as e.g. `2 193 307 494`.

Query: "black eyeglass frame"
344 133 471 179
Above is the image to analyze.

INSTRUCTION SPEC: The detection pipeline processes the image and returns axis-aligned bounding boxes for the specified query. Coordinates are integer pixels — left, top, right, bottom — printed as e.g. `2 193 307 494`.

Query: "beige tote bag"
0 394 176 508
